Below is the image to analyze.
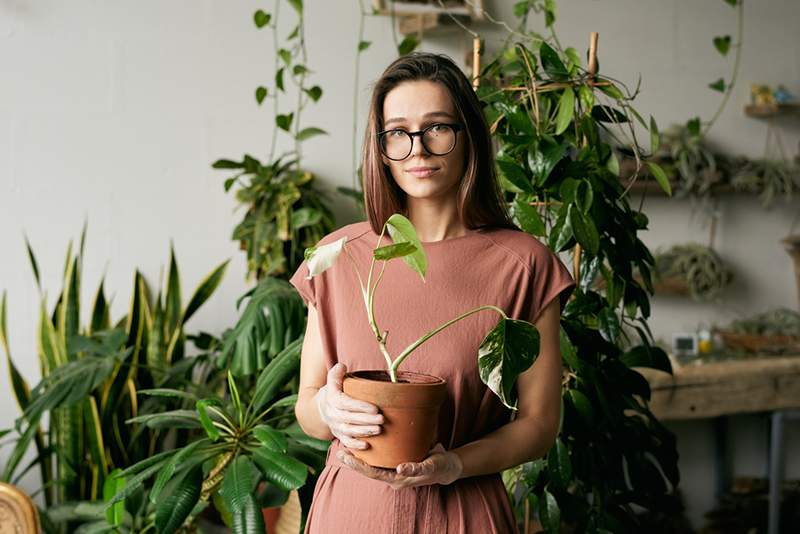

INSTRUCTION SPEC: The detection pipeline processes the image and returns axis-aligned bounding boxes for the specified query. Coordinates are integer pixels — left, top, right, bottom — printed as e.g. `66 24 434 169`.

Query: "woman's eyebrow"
384 111 455 127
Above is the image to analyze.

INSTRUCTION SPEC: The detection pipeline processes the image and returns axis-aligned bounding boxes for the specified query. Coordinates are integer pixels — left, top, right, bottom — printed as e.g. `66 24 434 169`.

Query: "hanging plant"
653 243 733 301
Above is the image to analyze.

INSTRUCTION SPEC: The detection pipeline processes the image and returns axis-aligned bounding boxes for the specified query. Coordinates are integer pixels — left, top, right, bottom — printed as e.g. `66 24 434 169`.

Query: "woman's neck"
404 196 468 242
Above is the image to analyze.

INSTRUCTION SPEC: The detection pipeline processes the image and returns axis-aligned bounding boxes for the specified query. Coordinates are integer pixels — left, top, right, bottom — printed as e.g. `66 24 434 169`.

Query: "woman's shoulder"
479 226 555 267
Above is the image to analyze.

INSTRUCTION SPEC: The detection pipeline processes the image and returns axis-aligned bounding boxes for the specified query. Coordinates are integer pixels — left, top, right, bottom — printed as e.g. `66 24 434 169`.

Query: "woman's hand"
315 363 384 450
337 443 463 490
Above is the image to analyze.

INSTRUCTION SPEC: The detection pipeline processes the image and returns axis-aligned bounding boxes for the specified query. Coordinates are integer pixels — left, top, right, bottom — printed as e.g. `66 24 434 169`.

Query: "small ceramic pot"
342 370 447 468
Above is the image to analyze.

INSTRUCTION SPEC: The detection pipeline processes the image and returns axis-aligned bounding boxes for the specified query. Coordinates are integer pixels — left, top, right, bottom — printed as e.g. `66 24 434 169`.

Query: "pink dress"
289 221 575 534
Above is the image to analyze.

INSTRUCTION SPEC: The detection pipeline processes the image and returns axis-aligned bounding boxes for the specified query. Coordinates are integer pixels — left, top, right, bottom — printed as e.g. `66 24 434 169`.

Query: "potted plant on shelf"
303 213 542 468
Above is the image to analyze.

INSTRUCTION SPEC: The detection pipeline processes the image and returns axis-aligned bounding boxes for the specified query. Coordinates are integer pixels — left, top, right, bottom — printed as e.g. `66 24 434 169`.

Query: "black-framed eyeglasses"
377 123 464 161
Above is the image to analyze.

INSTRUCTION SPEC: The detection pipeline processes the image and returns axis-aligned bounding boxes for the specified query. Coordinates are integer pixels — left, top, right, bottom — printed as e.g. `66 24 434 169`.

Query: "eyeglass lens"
381 125 457 160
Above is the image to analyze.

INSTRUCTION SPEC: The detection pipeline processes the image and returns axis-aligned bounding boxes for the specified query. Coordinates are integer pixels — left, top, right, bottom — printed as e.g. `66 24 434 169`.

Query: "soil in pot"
342 370 447 469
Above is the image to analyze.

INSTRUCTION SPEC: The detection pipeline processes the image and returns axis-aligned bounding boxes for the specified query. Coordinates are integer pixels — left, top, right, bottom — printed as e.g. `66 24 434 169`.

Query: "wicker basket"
717 330 800 354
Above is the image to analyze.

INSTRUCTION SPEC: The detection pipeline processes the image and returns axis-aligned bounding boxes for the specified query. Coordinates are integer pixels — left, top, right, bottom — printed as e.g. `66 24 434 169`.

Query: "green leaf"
686 116 701 137
713 35 731 56
539 42 568 80
253 10 271 28
196 400 222 441
578 84 594 113
373 242 418 261
598 80 625 100
512 198 546 236
278 48 292 65
385 214 427 281
255 86 267 105
252 447 308 491
528 141 566 186
213 159 244 169
103 470 126 527
597 308 621 343
292 64 308 76
546 438 572 487
126 409 201 430
398 35 419 55
155 465 202 534
555 89 575 135
724 0 737 5
477 318 541 409
620 345 672 373
291 207 322 229
150 439 209 503
183 259 229 324
566 389 593 422
276 113 294 131
649 115 660 155
538 488 560 532
296 127 327 141
138 388 198 402
569 207 599 255
220 456 266 534
358 40 371 52
254 425 288 453
275 68 285 91
250 338 302 414
304 85 322 102
709 78 726 92
497 158 534 194
543 0 557 26
287 0 303 14
551 206 574 252
646 162 672 197
228 370 243 423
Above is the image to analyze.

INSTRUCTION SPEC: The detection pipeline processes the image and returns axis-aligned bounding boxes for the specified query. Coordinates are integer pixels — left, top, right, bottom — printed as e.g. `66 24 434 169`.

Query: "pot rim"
344 369 446 387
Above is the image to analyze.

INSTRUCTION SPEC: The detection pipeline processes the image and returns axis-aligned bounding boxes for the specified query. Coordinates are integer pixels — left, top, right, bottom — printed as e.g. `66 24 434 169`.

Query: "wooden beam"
641 356 800 420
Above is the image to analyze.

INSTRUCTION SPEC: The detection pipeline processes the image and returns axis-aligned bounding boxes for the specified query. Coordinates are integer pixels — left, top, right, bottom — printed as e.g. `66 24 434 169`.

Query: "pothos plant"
472 3 680 533
303 213 540 407
214 0 336 282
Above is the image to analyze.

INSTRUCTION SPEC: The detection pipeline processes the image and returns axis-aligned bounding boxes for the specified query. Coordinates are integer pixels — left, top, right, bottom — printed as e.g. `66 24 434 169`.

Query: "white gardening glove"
315 363 384 450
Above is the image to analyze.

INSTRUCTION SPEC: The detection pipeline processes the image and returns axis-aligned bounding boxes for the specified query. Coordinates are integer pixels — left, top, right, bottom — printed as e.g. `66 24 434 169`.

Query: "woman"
289 52 575 533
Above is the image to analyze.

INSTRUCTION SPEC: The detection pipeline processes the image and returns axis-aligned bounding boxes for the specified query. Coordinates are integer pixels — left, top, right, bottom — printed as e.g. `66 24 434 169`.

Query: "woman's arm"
451 297 563 478
294 304 335 440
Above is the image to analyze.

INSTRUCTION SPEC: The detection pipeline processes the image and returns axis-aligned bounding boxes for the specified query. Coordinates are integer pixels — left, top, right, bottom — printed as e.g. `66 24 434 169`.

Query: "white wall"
1 0 799 528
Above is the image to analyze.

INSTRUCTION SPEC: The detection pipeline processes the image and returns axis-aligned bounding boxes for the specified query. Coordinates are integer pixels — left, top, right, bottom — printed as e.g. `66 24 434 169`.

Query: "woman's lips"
406 167 439 178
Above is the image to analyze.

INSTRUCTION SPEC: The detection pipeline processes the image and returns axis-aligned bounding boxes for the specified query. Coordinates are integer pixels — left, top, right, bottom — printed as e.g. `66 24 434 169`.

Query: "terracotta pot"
342 370 447 468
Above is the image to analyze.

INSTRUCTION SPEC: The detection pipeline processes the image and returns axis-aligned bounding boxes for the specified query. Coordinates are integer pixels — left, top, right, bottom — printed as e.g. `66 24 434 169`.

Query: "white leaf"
305 236 347 279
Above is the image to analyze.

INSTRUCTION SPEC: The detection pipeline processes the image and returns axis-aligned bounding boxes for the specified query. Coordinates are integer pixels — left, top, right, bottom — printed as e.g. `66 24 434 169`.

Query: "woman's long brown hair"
361 52 518 235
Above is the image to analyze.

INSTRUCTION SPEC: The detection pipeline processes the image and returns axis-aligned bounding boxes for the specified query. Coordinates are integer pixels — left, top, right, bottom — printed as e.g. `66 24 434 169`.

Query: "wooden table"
641 355 800 534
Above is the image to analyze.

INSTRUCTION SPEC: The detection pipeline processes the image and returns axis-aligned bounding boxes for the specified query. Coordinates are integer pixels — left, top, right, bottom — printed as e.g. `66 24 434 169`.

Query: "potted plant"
303 213 542 468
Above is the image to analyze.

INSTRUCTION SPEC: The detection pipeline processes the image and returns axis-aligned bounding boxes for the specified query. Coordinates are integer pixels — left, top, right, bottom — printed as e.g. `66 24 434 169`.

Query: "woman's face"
380 80 466 204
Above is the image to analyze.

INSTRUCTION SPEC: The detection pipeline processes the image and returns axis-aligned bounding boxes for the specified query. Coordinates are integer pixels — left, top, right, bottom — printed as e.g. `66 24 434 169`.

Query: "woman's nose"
409 134 430 158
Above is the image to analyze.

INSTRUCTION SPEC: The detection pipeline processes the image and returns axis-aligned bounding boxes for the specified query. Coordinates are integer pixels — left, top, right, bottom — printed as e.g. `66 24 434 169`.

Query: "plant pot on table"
342 370 447 469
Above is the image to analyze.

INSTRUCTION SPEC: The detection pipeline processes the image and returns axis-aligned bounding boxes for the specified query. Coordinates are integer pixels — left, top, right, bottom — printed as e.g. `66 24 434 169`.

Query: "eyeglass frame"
377 122 465 161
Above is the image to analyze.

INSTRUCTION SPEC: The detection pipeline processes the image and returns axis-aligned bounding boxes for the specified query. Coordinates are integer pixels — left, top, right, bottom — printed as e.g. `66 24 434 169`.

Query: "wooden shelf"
640 355 800 420
744 102 800 119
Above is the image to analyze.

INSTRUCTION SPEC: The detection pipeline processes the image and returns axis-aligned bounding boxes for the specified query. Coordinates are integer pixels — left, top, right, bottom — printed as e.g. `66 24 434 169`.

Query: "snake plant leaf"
89 278 110 335
23 234 42 291
150 439 209 504
477 318 541 410
385 213 427 281
305 236 347 279
84 397 108 489
220 456 265 534
59 255 80 360
254 425 288 453
103 469 126 527
554 88 575 135
1 292 33 411
155 465 203 534
183 259 229 324
252 447 308 492
249 337 302 414
373 242 418 261
165 244 182 333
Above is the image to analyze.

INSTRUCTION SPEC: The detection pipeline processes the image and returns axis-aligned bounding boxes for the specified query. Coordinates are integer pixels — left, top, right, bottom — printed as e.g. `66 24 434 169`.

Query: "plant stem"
390 305 507 375
269 0 281 163
703 0 744 136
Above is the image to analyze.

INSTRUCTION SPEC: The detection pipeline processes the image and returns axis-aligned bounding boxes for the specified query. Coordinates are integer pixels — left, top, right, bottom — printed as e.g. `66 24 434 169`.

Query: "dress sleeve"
529 248 576 324
289 260 317 308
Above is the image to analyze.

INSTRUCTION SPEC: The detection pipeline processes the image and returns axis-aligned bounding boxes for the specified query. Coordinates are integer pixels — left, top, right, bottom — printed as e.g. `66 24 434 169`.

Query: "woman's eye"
430 124 445 132
388 130 406 137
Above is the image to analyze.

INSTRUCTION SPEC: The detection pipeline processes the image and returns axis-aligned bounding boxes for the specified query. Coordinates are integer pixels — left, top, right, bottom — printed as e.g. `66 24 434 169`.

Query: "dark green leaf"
496 158 534 194
252 447 308 491
539 42 568 79
103 470 125 527
254 425 288 453
213 159 244 169
398 35 419 55
554 89 575 135
304 85 322 102
358 40 371 52
597 308 621 343
646 162 672 197
196 400 221 441
528 141 566 186
569 207 599 255
221 456 266 534
275 68 285 91
547 439 572 487
155 465 202 534
713 35 731 56
276 113 294 131
184 259 229 324
620 345 672 374
253 10 271 28
296 127 327 141
477 318 541 409
686 117 701 136
291 207 322 229
151 439 209 503
255 86 267 105
538 488 560 532
513 198 546 236
649 115 660 155
709 78 726 92
567 389 593 422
